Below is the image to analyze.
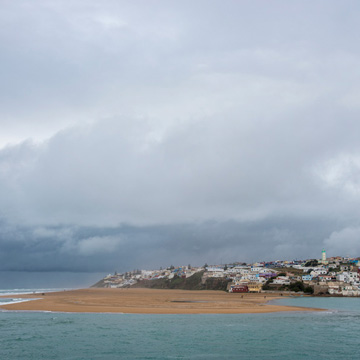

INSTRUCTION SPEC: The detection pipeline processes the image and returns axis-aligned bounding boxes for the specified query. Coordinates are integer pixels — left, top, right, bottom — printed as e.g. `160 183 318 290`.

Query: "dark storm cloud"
0 216 346 273
1 1 360 275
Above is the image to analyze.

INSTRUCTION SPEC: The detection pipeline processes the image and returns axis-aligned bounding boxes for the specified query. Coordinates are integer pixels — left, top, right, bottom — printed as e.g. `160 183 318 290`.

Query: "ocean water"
0 295 359 359
0 289 69 307
0 289 65 297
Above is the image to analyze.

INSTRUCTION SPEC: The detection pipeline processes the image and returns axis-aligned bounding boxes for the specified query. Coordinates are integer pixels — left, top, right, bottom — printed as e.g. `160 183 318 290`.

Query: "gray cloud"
324 227 360 256
1 1 360 281
1 114 360 227
0 216 341 274
1 1 359 144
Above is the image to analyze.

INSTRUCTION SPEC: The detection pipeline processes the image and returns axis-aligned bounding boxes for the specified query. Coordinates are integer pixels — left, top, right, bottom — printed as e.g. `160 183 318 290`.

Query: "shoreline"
0 288 323 314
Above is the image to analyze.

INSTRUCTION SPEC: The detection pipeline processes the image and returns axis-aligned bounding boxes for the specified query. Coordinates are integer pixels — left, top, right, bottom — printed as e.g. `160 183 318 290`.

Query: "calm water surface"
1 296 359 359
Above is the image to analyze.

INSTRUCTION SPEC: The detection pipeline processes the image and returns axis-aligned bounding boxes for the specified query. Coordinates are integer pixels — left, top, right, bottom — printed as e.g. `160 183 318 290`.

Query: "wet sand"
0 288 321 314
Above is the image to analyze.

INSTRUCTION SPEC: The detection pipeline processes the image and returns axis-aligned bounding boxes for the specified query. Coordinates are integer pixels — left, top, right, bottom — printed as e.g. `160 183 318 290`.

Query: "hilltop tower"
322 249 327 263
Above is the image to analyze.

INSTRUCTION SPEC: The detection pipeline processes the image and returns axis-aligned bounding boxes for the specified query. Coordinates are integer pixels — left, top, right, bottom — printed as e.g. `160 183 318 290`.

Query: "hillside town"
94 250 360 297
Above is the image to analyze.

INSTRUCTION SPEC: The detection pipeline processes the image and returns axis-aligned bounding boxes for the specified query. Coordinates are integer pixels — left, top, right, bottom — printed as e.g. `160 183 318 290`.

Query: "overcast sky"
1 1 360 286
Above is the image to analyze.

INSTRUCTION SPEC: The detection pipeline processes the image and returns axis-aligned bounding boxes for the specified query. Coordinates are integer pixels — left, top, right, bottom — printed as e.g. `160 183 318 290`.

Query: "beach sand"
0 288 321 314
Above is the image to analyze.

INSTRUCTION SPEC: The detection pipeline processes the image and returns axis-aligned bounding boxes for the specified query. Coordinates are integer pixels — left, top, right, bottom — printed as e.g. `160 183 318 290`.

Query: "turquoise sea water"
1 296 359 359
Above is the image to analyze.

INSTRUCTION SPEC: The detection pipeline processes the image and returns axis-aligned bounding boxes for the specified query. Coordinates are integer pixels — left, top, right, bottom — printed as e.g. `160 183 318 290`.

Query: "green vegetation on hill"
203 277 231 291
91 278 108 288
305 259 318 267
270 267 304 275
263 278 314 294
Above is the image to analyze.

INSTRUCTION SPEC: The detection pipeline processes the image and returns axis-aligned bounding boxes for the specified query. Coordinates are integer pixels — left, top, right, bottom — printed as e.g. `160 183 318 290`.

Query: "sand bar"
0 288 321 314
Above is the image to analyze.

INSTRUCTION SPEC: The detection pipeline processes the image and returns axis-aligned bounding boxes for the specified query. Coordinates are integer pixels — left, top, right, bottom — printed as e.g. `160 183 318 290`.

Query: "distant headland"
93 251 360 297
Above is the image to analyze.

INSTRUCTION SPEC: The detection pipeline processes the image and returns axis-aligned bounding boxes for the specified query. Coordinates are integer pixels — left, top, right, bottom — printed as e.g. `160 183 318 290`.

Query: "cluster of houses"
101 265 201 288
99 252 360 296
226 256 360 296
298 258 360 296
205 264 274 293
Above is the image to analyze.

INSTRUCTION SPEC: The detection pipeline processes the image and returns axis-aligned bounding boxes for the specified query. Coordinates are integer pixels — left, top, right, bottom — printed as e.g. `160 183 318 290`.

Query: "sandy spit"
0 288 322 314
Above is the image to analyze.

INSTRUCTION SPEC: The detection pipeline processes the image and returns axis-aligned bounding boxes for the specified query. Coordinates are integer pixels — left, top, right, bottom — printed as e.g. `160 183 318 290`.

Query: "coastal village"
94 250 360 297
